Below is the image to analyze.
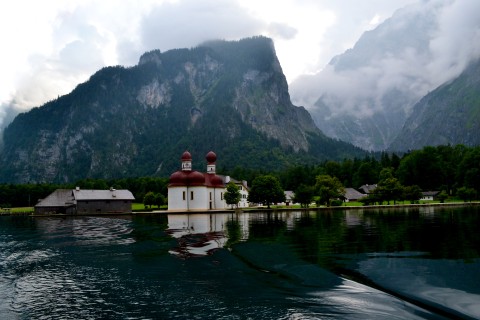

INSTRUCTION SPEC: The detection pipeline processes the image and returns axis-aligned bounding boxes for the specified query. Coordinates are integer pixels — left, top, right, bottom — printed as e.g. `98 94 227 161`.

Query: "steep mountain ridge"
0 37 363 183
389 58 480 151
290 0 477 151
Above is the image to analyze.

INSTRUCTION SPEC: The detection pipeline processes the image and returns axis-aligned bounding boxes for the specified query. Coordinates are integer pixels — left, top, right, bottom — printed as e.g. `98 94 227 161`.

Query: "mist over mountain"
290 0 480 151
0 37 364 184
389 58 480 151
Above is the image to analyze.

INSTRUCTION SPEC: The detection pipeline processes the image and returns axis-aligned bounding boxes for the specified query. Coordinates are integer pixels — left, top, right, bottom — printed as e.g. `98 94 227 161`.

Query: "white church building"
168 151 248 211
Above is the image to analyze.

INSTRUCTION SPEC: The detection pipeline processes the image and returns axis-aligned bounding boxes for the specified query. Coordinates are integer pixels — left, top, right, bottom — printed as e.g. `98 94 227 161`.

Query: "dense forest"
0 144 479 208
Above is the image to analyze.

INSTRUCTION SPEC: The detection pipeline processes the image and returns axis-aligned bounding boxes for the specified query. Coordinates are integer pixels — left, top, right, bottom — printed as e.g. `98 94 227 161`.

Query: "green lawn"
0 207 34 213
132 203 167 211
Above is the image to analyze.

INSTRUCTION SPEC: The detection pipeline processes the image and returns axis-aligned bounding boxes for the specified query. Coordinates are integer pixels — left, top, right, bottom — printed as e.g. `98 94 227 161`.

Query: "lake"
1 205 479 319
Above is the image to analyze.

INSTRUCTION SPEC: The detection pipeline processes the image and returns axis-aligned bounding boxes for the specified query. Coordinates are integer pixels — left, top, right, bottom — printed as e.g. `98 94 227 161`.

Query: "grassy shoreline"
2 200 479 216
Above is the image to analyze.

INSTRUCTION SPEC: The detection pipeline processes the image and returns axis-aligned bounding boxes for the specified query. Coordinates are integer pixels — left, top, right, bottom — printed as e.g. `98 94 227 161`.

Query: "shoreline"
2 201 479 217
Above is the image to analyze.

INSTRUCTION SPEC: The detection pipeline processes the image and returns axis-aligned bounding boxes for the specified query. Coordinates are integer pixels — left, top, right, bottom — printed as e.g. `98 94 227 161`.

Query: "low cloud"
0 0 266 129
140 0 265 53
0 0 441 131
291 0 480 121
267 22 297 40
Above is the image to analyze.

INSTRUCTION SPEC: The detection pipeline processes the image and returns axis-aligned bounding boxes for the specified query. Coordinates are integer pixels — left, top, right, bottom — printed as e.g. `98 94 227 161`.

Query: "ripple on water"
10 263 129 319
36 217 135 247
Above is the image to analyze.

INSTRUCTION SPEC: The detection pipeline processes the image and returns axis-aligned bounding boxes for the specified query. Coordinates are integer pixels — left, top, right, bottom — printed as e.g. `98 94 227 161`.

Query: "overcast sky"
0 0 418 123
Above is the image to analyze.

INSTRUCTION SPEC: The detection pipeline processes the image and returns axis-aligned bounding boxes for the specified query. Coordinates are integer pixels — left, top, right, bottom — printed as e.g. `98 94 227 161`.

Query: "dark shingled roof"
35 189 135 208
74 189 135 201
35 189 74 207
344 188 366 201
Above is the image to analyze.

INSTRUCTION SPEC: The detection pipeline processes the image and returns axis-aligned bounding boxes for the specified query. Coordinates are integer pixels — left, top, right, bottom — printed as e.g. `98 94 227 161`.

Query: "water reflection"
0 206 479 319
166 213 253 257
34 216 136 247
162 207 480 318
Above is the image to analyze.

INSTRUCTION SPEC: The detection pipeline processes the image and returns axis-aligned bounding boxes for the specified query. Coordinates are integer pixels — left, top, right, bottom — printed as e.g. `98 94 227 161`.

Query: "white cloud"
0 0 420 127
140 0 265 52
427 0 480 83
293 0 480 114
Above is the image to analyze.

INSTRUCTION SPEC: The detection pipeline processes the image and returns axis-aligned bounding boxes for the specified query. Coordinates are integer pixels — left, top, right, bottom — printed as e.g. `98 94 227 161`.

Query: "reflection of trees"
350 208 480 260
290 212 347 266
225 218 242 248
248 212 288 240
130 215 169 242
280 207 480 268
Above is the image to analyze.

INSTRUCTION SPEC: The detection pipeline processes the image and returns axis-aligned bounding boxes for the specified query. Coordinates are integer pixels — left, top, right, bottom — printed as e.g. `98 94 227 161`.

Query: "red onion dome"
211 175 224 187
181 151 192 161
169 171 187 186
205 151 217 164
204 174 224 187
188 171 205 186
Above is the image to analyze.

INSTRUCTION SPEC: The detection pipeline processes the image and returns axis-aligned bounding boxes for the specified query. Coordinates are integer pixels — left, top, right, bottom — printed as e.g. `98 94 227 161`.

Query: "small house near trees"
359 184 377 194
343 188 366 202
221 176 250 208
421 191 440 201
34 187 135 215
283 191 295 206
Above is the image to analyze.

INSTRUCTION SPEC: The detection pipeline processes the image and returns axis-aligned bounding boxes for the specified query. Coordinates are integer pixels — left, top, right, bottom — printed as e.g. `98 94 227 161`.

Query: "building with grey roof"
34 188 135 215
343 188 366 202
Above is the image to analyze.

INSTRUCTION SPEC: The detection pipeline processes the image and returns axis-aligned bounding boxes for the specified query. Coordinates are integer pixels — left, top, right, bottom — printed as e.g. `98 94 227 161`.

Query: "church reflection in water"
166 213 250 258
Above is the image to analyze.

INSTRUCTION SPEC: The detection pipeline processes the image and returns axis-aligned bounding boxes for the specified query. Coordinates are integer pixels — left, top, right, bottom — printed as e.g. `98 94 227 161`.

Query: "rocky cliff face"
0 37 362 183
389 59 480 151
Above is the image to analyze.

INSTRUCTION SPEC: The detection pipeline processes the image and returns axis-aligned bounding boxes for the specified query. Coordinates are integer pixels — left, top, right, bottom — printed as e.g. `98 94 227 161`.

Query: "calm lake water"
1 206 479 319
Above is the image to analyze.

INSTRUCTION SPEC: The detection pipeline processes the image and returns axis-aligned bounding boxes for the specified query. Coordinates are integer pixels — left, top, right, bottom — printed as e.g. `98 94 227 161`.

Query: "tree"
403 185 422 204
143 191 155 208
224 182 241 208
293 184 314 208
247 175 285 208
352 162 377 188
456 187 476 202
154 193 166 208
397 147 444 191
314 175 345 207
456 147 480 193
377 168 404 204
437 190 448 203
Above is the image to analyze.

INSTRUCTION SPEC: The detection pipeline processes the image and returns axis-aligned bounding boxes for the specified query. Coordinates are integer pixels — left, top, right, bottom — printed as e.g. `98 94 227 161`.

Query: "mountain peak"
0 37 362 183
138 49 162 66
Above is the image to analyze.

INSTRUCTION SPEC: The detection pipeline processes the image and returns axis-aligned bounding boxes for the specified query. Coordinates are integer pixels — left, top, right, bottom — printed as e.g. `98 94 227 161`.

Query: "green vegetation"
143 191 166 208
0 207 33 214
293 184 315 208
248 175 286 208
132 203 167 211
315 175 345 207
224 182 241 209
1 145 479 209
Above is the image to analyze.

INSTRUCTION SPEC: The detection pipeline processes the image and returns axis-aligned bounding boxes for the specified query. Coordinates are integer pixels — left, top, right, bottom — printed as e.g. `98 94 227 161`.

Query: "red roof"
169 170 205 187
204 173 224 188
168 150 224 188
169 171 224 188
181 151 192 161
206 151 217 164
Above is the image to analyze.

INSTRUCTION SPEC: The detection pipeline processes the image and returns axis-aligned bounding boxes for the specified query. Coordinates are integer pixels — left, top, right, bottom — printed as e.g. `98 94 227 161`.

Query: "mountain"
290 0 479 151
389 59 480 151
0 37 364 184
